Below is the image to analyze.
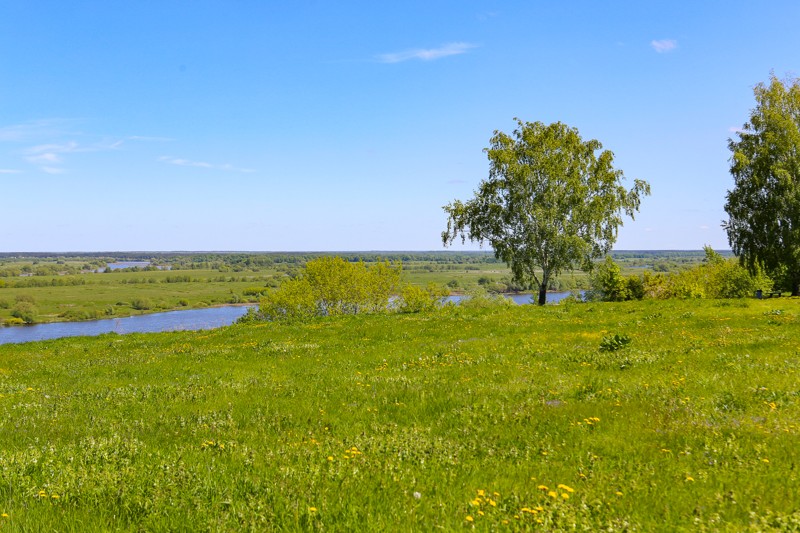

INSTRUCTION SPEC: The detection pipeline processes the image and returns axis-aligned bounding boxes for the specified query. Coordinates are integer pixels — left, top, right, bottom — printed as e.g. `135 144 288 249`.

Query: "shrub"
397 284 448 313
457 287 513 309
11 302 37 324
259 257 402 321
131 298 152 310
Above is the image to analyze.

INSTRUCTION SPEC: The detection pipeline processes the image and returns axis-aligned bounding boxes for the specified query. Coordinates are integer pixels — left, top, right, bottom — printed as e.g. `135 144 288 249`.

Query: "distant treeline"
0 250 730 277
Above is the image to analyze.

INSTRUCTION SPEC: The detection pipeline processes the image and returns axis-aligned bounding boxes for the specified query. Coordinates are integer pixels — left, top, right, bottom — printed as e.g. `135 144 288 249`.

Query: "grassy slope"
1 299 799 531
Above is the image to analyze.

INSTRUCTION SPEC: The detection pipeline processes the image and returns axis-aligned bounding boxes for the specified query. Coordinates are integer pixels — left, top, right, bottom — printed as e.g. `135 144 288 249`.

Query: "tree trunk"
537 274 549 306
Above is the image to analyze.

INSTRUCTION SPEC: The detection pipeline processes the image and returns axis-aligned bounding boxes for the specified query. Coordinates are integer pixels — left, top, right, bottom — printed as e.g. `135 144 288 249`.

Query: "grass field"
1 298 798 530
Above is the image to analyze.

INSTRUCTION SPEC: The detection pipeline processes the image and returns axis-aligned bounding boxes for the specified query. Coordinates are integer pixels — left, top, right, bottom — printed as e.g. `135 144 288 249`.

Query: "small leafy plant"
599 333 631 352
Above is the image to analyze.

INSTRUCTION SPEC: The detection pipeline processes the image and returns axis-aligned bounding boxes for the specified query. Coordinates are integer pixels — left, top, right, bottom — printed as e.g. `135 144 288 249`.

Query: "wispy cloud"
159 156 254 173
23 140 121 173
377 42 477 64
0 168 21 174
651 39 677 53
0 119 77 142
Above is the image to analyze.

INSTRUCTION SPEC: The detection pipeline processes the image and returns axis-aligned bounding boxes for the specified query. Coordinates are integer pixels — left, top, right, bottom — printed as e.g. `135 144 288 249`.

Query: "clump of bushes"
131 298 153 311
11 302 37 324
252 257 449 322
589 247 772 302
397 284 449 313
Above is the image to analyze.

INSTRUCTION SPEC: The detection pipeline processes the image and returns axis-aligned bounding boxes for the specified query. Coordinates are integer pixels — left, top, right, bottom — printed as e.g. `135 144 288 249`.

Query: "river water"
0 305 254 345
0 291 578 346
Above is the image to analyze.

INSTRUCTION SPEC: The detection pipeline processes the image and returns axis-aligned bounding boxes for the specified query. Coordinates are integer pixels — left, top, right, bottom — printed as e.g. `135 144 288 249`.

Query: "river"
0 305 254 345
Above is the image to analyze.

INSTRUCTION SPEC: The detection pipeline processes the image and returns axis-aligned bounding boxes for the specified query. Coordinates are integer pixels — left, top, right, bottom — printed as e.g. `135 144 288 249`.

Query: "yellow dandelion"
327 456 333 461
615 491 623 496
762 458 770 463
489 499 497 507
51 494 59 499
477 489 485 496
478 510 484 516
548 491 558 499
465 515 474 522
493 491 500 497
537 485 549 491
561 493 569 500
308 507 317 513
2 513 8 518
557 484 575 493
685 476 695 482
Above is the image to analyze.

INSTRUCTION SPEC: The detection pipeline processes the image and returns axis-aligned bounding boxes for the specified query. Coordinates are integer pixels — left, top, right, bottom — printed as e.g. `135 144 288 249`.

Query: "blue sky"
1 1 798 252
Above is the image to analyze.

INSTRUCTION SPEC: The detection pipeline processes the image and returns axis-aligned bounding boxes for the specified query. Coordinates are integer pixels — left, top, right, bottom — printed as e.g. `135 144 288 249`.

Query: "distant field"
0 298 797 530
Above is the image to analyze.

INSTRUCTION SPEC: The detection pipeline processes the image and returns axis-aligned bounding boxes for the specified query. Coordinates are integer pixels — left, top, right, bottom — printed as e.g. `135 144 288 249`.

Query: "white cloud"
377 42 477 64
650 39 677 53
159 156 254 173
0 169 21 174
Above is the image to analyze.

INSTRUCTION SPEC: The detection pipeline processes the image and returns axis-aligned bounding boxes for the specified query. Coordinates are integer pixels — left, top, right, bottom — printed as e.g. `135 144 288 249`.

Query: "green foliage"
588 257 646 302
10 301 37 324
599 333 631 352
130 298 153 310
258 277 317 322
724 74 800 294
443 119 649 305
642 247 771 299
457 287 514 309
396 283 448 313
258 257 402 321
588 256 629 301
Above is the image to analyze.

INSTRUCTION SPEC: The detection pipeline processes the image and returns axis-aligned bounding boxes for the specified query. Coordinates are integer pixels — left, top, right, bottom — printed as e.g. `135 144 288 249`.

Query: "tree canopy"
723 74 800 295
442 119 650 305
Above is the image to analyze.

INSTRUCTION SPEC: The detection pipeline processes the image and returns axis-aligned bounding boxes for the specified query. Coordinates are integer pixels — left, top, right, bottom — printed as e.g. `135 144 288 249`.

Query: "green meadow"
1 298 799 530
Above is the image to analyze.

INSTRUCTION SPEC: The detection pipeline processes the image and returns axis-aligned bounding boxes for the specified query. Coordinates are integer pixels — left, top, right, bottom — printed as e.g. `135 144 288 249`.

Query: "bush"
643 247 771 299
11 302 37 324
131 298 152 310
457 287 513 309
397 284 448 313
259 257 402 322
4 317 25 326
